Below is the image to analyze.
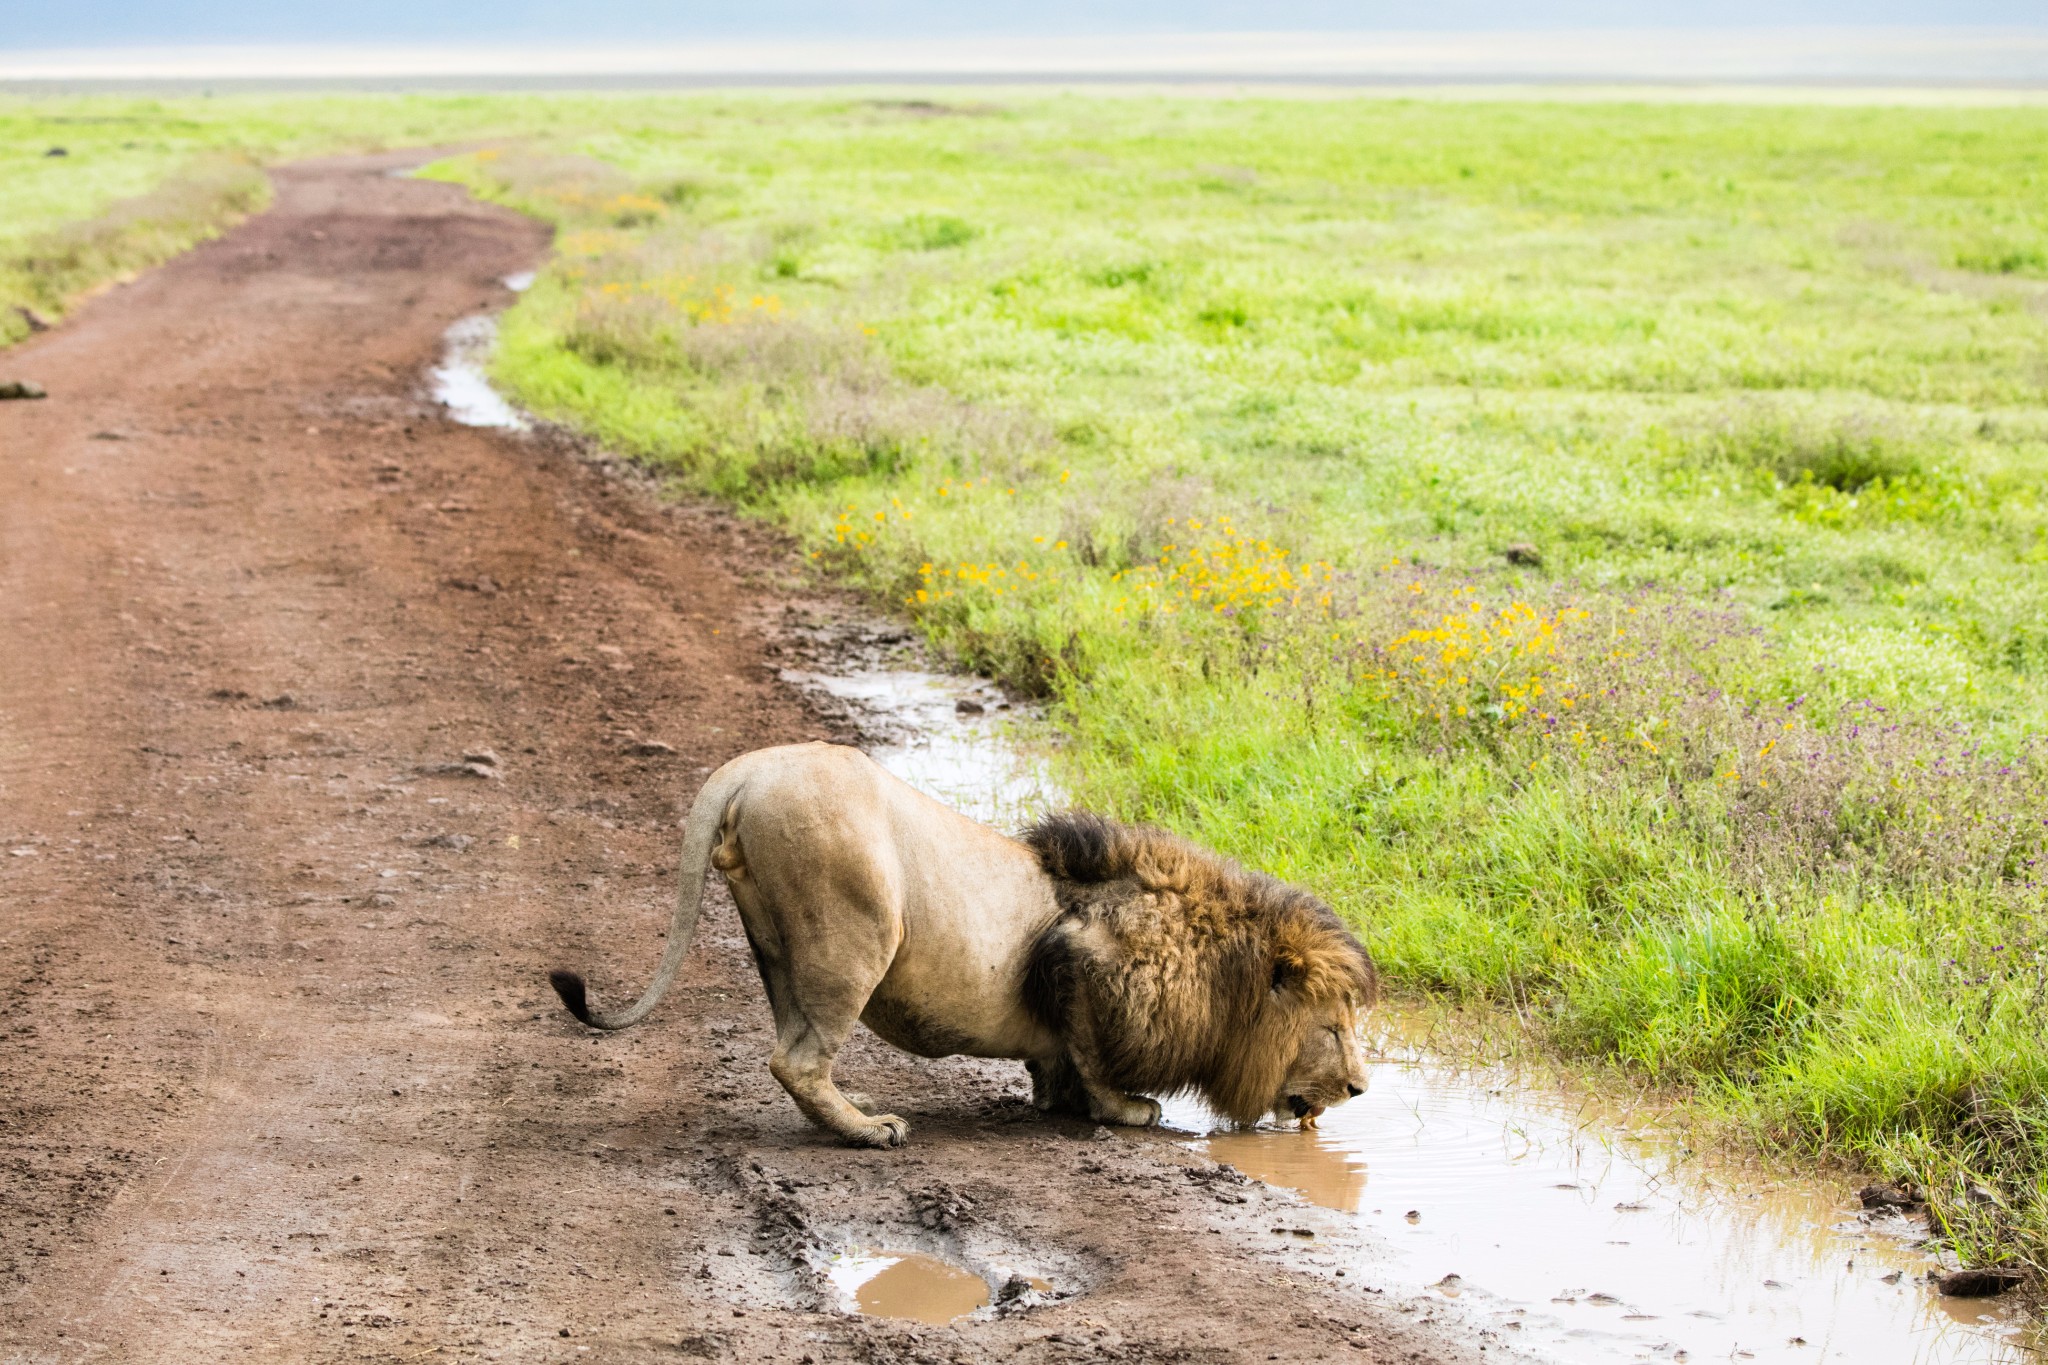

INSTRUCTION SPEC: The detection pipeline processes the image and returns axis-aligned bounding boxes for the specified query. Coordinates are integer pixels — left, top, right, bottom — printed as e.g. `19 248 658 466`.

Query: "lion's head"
1273 999 1370 1128
1024 811 1377 1129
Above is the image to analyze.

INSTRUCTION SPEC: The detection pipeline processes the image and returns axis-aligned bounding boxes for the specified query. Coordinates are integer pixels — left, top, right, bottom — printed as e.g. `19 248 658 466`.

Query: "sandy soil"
0 154 1481 1365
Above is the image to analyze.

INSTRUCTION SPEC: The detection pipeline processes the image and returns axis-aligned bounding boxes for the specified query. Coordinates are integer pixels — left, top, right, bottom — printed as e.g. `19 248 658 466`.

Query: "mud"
0 154 1476 1363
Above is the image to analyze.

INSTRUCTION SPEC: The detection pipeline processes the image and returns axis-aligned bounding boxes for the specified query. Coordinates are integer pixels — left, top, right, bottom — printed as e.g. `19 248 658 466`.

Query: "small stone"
462 749 500 768
1404 1209 1421 1223
1936 1267 2025 1298
44 146 68 156
14 306 52 333
0 380 48 400
1857 1182 1923 1211
1503 542 1543 567
558 1326 571 1337
954 697 986 715
625 740 676 757
423 832 474 851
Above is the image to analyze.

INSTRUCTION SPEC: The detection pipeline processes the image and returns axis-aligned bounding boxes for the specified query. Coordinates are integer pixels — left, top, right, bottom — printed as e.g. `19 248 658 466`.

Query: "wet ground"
0 154 1475 1364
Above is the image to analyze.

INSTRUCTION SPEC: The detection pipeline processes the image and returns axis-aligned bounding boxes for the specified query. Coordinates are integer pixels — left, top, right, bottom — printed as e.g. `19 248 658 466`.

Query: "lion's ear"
1271 948 1309 996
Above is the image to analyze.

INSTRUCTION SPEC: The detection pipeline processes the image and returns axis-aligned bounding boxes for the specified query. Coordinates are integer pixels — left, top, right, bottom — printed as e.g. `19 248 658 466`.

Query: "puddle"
429 314 527 432
778 667 1055 826
1163 1043 2035 1365
826 1248 990 1324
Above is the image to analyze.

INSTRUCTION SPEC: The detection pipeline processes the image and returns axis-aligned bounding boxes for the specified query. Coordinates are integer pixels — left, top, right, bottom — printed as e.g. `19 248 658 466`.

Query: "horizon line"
6 27 2048 86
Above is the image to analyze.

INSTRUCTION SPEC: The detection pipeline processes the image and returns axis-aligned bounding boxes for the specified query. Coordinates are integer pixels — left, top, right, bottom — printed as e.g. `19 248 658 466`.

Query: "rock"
462 749 500 769
625 740 676 757
1503 542 1543 567
45 146 67 157
1937 1268 2025 1298
954 697 986 715
1857 1182 1924 1211
13 306 52 333
996 1274 1036 1305
423 832 474 851
0 380 48 401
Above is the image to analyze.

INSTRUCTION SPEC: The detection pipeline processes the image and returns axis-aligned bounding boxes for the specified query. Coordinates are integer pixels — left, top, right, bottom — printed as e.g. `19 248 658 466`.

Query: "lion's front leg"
1078 1077 1162 1128
1027 1055 1090 1116
1058 1015 1161 1128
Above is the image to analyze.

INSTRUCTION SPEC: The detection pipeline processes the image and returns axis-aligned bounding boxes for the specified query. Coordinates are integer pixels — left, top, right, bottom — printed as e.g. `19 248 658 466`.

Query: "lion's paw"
1093 1093 1162 1128
848 1113 910 1148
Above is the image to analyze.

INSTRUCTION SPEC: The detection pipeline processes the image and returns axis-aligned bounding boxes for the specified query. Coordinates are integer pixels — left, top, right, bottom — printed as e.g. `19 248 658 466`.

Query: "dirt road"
0 155 1475 1365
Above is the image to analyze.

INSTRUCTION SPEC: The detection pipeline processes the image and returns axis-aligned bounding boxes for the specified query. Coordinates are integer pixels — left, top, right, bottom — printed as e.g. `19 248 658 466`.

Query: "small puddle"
1164 1042 2035 1365
778 667 1054 826
429 273 536 432
827 1248 991 1325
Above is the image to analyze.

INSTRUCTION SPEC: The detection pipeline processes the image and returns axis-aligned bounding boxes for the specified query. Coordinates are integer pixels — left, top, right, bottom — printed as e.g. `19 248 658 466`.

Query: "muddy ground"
0 155 1484 1365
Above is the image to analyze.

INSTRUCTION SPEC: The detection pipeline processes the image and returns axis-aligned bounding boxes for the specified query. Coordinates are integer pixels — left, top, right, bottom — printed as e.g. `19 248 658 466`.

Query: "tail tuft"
549 969 593 1025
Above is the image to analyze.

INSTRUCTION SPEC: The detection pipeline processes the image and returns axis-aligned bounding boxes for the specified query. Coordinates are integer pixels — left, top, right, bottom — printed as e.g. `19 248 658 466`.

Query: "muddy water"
1165 1054 2032 1365
429 314 527 432
434 307 2035 1361
429 275 535 432
777 667 1054 826
826 1249 991 1324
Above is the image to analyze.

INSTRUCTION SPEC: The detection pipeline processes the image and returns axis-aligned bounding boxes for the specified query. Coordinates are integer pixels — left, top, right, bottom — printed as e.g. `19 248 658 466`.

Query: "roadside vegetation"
1 95 534 344
8 89 2048 1286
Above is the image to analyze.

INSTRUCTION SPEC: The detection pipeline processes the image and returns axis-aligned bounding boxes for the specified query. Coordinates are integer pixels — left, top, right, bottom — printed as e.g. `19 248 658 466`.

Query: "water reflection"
1166 1056 2033 1365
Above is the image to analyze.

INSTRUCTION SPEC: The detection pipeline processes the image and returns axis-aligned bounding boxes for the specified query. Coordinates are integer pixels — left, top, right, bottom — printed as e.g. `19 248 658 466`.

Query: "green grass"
7 90 2048 1284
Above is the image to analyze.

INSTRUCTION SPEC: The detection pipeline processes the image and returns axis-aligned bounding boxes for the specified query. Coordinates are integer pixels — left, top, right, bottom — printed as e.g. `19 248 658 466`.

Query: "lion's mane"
1020 811 1376 1126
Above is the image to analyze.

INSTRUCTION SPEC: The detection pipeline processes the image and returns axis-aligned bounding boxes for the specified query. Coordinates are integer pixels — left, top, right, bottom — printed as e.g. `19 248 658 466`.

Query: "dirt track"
0 155 1476 1365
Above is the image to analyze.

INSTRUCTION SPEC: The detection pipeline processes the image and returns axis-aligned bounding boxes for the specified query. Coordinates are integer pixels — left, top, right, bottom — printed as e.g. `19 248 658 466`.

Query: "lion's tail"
548 759 748 1031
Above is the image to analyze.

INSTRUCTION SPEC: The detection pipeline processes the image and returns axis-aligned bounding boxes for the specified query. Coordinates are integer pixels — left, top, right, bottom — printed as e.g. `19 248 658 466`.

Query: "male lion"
548 743 1374 1147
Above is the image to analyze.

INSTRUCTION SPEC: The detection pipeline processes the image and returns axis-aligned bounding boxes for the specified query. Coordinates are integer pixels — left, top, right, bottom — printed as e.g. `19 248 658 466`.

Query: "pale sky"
16 1 2046 48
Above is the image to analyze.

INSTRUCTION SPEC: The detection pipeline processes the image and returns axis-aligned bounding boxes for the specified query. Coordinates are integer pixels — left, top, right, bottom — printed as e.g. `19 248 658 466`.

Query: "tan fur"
548 744 1373 1148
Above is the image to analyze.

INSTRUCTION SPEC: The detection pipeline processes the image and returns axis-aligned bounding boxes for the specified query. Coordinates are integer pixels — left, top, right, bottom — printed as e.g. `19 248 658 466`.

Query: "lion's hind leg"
746 915 910 1149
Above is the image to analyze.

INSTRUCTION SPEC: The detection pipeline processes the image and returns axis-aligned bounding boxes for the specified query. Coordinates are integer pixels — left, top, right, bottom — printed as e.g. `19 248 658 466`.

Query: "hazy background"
6 1 2046 84
12 1 2046 45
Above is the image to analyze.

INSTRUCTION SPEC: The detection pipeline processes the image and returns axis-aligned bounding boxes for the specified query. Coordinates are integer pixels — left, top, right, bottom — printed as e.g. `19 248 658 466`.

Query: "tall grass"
0 156 270 344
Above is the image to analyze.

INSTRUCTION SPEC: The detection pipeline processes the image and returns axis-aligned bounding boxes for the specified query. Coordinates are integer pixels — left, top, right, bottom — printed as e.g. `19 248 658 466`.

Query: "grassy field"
10 90 2048 1279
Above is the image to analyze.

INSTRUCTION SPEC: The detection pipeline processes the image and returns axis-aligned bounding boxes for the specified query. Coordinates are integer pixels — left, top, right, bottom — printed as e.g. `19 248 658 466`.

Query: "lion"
548 743 1374 1147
